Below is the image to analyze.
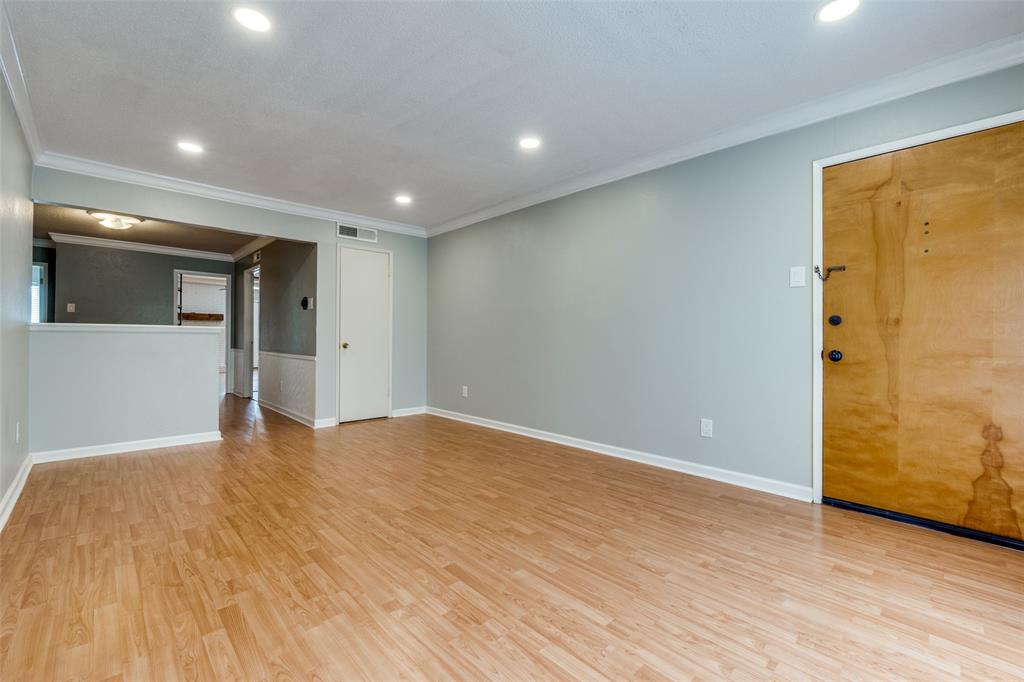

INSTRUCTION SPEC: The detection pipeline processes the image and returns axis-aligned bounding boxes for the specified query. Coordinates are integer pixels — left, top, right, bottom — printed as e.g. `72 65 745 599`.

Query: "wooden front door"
822 121 1024 541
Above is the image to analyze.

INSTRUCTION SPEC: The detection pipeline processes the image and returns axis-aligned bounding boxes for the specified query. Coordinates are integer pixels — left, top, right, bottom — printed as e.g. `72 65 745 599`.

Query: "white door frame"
32 261 49 322
810 108 1024 503
239 264 260 399
172 268 233 389
336 243 393 424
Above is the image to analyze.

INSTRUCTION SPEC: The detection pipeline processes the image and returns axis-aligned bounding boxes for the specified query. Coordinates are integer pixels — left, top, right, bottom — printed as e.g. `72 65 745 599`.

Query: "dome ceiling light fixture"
87 210 144 230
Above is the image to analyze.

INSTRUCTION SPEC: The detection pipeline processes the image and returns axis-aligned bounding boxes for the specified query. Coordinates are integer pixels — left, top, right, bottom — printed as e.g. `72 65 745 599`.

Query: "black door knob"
828 349 843 362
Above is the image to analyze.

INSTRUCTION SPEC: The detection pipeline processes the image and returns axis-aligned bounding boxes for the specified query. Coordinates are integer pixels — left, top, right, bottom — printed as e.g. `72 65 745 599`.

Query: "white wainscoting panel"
230 348 248 397
258 351 316 427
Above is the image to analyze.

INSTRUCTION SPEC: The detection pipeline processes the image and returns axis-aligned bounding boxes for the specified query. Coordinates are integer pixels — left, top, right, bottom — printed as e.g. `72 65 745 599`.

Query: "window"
31 263 46 323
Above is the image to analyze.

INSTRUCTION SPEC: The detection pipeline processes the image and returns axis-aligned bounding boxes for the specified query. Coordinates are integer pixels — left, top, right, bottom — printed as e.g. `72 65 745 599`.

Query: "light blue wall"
0 74 33 509
32 168 429 415
379 229 428 410
427 64 1024 489
29 326 220 453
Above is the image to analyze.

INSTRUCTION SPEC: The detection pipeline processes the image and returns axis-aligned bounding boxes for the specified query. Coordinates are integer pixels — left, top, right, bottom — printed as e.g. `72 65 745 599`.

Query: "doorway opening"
175 270 232 394
812 110 1024 549
31 262 49 323
337 245 392 423
240 264 261 399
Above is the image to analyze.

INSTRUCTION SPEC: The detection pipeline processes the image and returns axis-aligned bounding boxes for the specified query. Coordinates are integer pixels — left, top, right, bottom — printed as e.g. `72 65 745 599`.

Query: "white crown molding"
49 231 235 262
426 407 813 502
428 34 1024 237
34 152 428 238
232 235 275 262
2 4 424 238
0 2 41 159
30 322 220 334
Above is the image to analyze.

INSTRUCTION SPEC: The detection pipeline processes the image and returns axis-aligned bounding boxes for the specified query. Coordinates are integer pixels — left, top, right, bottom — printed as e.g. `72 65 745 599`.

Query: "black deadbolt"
827 349 843 362
828 315 842 326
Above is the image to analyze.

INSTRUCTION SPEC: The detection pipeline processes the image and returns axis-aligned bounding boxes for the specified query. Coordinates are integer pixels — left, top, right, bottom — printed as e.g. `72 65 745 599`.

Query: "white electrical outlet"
66 303 76 313
15 422 19 444
461 385 469 398
700 418 713 438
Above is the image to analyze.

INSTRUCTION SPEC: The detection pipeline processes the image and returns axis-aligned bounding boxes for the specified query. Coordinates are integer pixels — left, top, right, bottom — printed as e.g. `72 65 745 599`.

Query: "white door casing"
337 246 392 423
238 265 259 399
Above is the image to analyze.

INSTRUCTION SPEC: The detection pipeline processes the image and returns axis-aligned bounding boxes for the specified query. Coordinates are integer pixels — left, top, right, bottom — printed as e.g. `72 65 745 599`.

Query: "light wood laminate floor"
2 396 1022 681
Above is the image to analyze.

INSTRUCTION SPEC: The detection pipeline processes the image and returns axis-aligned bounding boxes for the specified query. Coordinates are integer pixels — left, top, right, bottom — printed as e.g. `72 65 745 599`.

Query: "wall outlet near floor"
700 418 713 438
15 421 20 444
66 303 76 313
461 385 469 398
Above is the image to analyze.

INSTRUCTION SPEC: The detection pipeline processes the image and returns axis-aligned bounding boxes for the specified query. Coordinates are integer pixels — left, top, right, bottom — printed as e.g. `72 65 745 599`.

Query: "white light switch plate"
789 266 807 288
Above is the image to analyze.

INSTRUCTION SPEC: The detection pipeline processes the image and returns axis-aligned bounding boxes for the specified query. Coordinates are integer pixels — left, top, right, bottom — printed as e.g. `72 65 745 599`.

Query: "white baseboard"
425 407 813 502
31 431 223 464
258 398 316 428
0 454 34 532
313 417 336 429
391 406 426 417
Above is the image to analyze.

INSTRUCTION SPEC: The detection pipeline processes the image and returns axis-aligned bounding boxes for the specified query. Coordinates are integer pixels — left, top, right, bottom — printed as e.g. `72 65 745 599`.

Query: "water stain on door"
822 121 1024 540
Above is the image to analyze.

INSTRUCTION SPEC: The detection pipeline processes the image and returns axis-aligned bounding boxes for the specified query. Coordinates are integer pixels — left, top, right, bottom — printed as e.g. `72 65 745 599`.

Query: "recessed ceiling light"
177 140 204 154
233 7 271 32
394 194 412 205
519 137 542 150
817 0 859 22
88 210 143 230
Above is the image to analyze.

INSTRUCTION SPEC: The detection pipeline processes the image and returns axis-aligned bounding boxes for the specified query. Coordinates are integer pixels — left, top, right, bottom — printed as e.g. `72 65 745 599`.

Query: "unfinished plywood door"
822 121 1024 540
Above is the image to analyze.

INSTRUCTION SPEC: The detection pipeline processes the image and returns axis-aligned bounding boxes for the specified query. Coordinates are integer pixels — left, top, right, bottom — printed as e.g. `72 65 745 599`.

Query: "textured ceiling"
7 1 1024 230
34 203 258 254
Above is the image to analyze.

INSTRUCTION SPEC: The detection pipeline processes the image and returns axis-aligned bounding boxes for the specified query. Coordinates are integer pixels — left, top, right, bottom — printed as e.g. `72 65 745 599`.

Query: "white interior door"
338 247 391 422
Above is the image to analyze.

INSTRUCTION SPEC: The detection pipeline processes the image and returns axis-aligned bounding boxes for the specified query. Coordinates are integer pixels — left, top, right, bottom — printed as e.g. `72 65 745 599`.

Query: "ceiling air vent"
337 224 378 243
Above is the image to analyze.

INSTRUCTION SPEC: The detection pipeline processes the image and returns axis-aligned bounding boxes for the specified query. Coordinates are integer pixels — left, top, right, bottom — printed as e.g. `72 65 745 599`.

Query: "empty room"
1 1 1022 680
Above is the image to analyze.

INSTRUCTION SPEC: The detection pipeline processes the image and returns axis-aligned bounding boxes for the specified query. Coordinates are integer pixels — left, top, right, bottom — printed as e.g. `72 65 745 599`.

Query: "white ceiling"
5 1 1024 234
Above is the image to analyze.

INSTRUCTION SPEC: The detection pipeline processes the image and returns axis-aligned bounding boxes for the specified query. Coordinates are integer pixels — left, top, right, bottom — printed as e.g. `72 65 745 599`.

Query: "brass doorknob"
341 342 349 349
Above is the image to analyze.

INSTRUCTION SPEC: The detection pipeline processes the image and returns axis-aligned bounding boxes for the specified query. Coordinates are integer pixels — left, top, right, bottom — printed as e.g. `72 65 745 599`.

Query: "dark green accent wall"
54 243 233 324
32 245 56 322
231 239 317 356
